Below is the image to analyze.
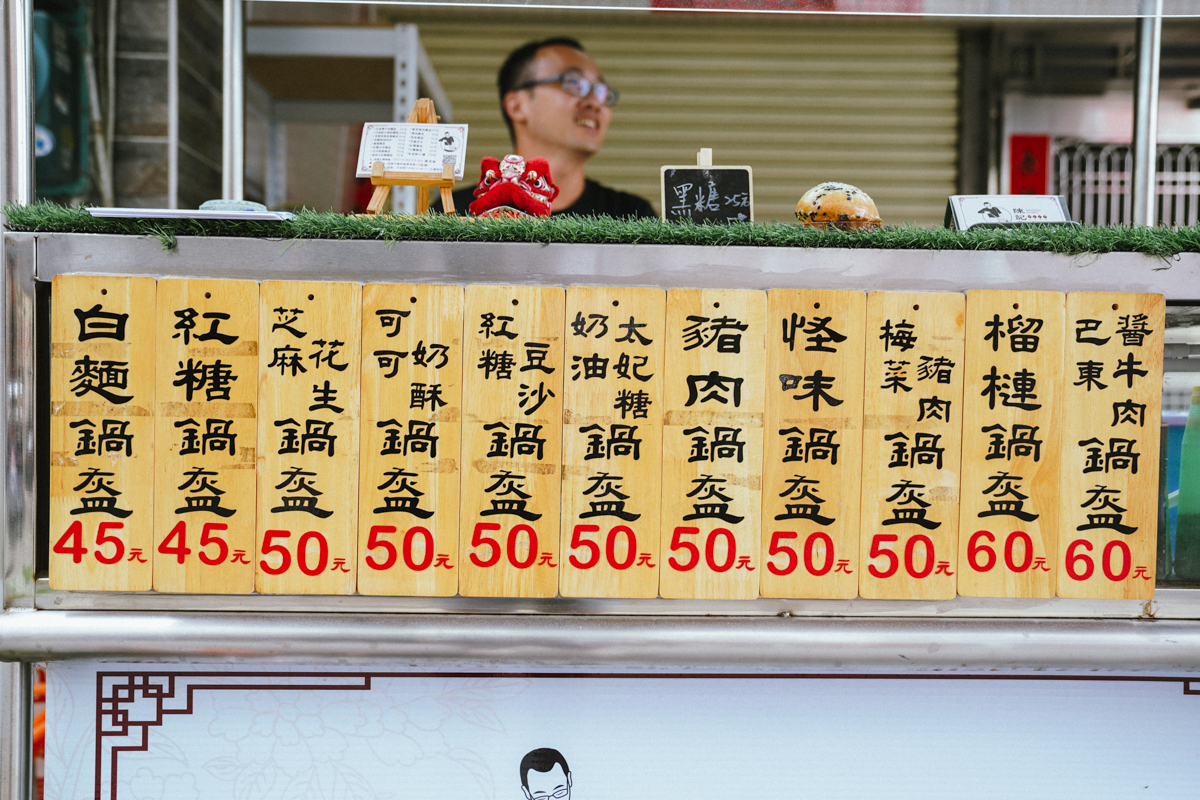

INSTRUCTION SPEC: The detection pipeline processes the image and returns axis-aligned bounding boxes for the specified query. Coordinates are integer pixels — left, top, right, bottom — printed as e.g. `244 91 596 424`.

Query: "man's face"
523 764 571 800
506 45 612 158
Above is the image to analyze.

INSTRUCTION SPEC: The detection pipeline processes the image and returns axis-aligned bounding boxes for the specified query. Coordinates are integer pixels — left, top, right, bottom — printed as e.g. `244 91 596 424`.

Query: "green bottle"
1174 387 1200 580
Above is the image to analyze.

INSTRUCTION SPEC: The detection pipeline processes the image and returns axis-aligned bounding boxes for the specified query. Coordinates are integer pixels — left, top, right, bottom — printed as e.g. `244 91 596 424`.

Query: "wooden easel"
365 98 457 215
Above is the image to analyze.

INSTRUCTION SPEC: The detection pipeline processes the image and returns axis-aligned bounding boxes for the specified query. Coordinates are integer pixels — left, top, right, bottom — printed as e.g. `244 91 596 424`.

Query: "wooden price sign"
859 291 964 600
660 289 766 599
560 287 665 598
153 279 258 593
358 284 462 596
1057 292 1164 599
459 286 565 597
50 275 155 591
256 282 361 594
957 291 1063 597
761 290 865 599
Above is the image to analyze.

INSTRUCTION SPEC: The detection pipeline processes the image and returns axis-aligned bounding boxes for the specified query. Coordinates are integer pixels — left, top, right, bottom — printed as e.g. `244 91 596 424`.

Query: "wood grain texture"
256 282 361 594
459 286 565 597
50 275 156 591
153 279 258 593
560 287 665 598
957 290 1063 598
859 291 964 600
1057 292 1164 599
358 284 461 596
761 290 865 599
660 289 766 599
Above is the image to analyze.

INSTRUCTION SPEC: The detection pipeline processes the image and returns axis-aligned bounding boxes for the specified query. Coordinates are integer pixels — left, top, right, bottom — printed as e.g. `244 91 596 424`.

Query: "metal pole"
1132 0 1163 227
222 0 244 200
167 0 178 208
2 0 35 206
393 24 418 215
0 661 33 800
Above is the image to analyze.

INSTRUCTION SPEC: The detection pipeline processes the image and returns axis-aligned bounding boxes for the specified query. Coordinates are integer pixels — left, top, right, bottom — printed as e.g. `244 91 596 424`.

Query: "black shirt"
436 178 657 219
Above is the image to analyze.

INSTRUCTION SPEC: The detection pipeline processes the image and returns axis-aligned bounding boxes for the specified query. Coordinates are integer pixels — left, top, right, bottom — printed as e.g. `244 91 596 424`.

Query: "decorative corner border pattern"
95 671 372 800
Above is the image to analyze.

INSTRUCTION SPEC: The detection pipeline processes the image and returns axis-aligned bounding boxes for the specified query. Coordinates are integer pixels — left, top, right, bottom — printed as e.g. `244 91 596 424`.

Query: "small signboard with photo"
945 195 1075 230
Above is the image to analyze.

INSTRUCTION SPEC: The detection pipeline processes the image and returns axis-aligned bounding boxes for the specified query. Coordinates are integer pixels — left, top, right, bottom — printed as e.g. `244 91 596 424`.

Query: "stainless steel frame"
168 0 180 209
1133 0 1164 226
0 662 32 800
6 611 1200 674
3 235 35 612
222 0 244 201
2 0 34 209
11 231 1200 632
224 1 1194 19
25 233 1200 295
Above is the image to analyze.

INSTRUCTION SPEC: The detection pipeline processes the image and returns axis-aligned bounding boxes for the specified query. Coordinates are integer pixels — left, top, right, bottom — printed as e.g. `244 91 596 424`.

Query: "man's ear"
566 772 573 789
505 90 531 128
522 787 533 800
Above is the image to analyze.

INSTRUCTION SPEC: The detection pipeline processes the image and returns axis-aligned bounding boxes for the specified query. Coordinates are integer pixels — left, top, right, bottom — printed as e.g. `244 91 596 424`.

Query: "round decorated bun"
795 182 881 228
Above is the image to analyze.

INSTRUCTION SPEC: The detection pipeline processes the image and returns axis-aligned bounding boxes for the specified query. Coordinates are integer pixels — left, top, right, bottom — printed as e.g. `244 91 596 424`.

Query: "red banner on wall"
650 0 922 10
1009 134 1051 195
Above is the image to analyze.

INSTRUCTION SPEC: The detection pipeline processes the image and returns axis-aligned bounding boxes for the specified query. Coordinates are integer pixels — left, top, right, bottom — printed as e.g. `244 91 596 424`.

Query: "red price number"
568 524 645 570
667 526 742 573
866 533 938 579
966 530 1041 573
1065 538 1135 582
157 521 230 566
766 531 835 577
52 520 127 565
259 529 330 576
469 522 546 570
364 525 435 571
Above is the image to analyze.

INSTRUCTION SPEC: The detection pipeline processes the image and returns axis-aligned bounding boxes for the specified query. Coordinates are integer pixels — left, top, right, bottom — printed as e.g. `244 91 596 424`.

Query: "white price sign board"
945 195 1074 230
355 122 469 179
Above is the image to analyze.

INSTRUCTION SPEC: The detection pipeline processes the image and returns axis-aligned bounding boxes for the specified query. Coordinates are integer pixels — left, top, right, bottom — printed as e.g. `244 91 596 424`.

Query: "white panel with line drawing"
46 662 1200 800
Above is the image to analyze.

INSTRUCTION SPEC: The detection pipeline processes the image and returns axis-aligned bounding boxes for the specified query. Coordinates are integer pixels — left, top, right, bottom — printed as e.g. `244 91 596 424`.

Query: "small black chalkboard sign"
660 166 754 223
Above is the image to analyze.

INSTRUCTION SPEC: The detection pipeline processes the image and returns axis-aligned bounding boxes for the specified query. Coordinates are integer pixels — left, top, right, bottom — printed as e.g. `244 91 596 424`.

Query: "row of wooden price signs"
49 275 1164 600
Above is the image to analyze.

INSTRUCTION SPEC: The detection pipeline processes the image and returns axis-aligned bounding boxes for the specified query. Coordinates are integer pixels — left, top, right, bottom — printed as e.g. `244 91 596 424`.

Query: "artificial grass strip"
7 201 1200 258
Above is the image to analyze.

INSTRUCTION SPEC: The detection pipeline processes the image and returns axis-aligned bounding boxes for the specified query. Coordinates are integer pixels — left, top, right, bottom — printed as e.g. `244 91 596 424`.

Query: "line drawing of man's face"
523 763 571 800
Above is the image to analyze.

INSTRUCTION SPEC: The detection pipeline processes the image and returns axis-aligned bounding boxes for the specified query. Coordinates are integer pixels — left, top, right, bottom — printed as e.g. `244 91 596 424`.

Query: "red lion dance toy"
468 155 559 218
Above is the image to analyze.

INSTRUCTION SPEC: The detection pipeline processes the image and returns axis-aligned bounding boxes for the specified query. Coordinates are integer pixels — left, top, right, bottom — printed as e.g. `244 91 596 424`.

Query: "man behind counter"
439 37 657 219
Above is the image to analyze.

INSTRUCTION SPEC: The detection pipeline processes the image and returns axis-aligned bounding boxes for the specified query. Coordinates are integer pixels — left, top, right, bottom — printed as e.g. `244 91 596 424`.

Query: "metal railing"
1054 140 1200 226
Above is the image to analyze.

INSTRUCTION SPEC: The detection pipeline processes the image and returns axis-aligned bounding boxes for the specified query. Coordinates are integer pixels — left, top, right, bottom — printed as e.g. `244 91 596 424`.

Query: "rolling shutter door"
400 9 958 225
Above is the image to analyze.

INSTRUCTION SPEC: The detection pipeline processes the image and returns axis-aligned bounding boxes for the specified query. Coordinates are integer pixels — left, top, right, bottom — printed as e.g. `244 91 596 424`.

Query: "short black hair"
498 37 586 144
520 748 571 789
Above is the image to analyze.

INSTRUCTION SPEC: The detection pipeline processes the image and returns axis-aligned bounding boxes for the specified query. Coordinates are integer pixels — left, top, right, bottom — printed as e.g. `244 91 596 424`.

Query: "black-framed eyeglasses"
529 788 570 800
513 72 619 107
